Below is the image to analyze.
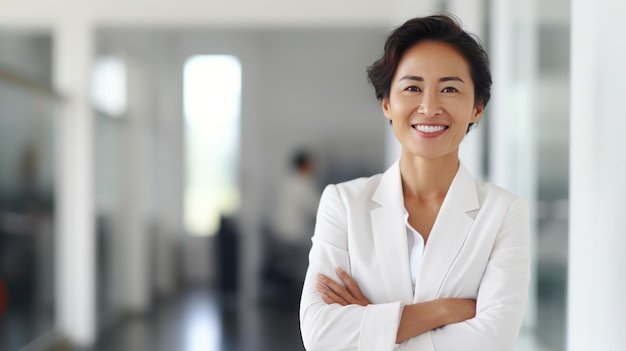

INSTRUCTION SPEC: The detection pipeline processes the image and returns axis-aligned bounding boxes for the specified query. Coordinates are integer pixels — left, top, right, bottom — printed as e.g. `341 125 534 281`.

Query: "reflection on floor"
0 299 54 351
76 287 302 351
66 286 557 351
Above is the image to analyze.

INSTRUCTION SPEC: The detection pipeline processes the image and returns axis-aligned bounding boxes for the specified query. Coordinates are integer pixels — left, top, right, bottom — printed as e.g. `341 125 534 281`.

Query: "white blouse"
404 210 425 293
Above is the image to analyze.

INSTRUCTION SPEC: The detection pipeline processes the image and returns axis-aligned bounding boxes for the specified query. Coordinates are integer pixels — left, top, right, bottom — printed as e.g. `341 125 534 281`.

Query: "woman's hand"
316 267 371 306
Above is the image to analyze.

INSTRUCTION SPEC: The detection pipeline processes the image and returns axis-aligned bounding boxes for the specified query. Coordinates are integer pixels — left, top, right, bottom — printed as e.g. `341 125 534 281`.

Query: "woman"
299 15 530 351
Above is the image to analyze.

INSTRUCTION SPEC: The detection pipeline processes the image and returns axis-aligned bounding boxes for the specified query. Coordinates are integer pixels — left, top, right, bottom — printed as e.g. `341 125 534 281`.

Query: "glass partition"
94 110 124 326
0 70 60 351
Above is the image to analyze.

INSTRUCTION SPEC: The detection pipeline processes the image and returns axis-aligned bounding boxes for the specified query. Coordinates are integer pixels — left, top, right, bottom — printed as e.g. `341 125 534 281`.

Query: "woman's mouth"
412 124 449 133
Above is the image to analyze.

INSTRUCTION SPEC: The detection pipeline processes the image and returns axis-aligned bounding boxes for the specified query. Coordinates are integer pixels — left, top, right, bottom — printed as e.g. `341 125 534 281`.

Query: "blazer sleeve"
429 197 531 351
300 184 404 351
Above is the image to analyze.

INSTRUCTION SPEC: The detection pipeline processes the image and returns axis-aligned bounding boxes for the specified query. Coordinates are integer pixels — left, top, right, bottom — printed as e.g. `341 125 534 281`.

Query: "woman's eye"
442 87 458 93
406 86 421 92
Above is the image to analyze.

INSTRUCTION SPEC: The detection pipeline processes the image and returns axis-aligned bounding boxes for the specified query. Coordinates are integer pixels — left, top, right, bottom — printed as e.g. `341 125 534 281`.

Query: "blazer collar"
370 160 413 303
370 160 480 304
415 162 480 302
371 159 404 208
371 160 479 211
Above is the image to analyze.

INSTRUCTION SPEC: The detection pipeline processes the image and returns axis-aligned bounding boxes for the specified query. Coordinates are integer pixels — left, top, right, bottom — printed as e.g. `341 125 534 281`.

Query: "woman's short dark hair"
367 14 492 111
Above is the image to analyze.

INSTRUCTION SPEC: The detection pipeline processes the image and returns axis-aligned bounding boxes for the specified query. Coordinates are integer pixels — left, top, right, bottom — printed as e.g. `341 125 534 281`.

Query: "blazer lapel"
370 161 414 304
414 164 480 302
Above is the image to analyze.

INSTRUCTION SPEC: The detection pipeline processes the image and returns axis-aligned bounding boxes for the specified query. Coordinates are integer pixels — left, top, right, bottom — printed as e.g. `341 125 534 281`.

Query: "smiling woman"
382 41 483 165
299 15 530 351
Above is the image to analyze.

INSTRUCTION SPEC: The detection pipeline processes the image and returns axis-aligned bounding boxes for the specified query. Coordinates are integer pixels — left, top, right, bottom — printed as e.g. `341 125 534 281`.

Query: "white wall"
568 1 626 350
0 0 393 28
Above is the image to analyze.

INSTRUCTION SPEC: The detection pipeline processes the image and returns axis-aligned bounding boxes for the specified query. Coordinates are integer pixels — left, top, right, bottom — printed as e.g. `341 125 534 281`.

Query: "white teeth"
414 125 446 133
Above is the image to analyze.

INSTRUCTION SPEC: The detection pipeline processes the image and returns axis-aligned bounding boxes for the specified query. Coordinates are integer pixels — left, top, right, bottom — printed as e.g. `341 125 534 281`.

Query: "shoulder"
477 179 515 198
474 179 529 219
313 174 383 239
321 173 383 205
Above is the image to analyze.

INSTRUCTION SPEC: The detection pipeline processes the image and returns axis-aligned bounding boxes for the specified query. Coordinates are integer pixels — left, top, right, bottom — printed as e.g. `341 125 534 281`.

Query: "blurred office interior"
1 0 625 350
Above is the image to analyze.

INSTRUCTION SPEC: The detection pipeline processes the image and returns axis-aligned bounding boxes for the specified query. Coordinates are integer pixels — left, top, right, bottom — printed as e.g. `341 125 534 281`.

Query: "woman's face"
382 41 483 162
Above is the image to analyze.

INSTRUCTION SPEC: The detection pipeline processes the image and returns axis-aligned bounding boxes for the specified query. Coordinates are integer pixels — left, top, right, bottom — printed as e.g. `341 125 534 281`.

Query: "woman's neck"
399 152 459 201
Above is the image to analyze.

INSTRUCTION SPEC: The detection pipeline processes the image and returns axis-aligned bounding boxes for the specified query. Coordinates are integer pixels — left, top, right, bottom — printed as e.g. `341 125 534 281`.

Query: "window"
91 56 127 117
183 55 241 236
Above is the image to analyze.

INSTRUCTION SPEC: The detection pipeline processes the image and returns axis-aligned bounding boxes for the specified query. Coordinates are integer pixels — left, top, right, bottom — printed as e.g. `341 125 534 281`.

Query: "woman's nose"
417 91 442 117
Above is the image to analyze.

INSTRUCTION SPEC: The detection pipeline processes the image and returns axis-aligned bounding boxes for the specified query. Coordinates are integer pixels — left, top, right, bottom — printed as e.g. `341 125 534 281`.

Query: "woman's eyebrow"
440 76 465 83
399 75 423 82
399 75 465 83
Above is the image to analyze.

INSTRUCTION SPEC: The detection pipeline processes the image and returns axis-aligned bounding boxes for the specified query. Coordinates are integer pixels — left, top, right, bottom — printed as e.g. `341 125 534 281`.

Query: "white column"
119 55 153 312
53 19 96 346
152 56 185 298
489 0 538 330
568 1 626 350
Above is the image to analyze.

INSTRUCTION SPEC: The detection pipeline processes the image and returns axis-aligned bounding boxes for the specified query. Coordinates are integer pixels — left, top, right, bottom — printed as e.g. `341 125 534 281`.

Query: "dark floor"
4 279 560 351
70 286 555 351
0 298 54 351
76 287 304 351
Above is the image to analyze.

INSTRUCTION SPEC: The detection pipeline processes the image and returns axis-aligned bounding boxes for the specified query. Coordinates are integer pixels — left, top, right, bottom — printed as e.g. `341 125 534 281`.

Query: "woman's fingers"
317 273 354 304
316 282 349 305
316 270 371 307
336 268 367 301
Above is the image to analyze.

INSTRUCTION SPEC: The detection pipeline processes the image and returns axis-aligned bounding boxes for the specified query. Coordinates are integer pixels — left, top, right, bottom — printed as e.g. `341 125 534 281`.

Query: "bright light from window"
183 55 241 236
91 56 127 117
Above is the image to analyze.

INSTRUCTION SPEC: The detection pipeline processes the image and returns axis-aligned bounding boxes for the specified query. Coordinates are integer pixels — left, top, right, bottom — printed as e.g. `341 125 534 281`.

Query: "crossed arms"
316 267 476 344
299 184 530 351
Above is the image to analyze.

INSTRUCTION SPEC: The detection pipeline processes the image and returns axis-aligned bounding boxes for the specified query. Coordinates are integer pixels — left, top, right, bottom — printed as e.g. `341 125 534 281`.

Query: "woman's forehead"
395 41 471 78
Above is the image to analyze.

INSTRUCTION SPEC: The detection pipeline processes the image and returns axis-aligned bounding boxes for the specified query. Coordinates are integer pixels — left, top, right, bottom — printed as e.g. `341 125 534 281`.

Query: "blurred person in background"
265 150 320 301
300 15 530 350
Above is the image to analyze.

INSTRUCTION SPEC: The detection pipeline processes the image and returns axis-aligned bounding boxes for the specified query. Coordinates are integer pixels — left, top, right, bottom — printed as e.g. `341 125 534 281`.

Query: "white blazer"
300 161 530 351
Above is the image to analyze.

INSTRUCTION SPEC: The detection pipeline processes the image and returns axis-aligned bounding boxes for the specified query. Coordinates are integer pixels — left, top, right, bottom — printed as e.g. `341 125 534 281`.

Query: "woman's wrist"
440 298 476 325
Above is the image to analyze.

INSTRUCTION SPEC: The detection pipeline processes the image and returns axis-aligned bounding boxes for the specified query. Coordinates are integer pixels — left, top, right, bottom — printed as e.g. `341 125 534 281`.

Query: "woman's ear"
471 103 484 123
382 98 392 121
